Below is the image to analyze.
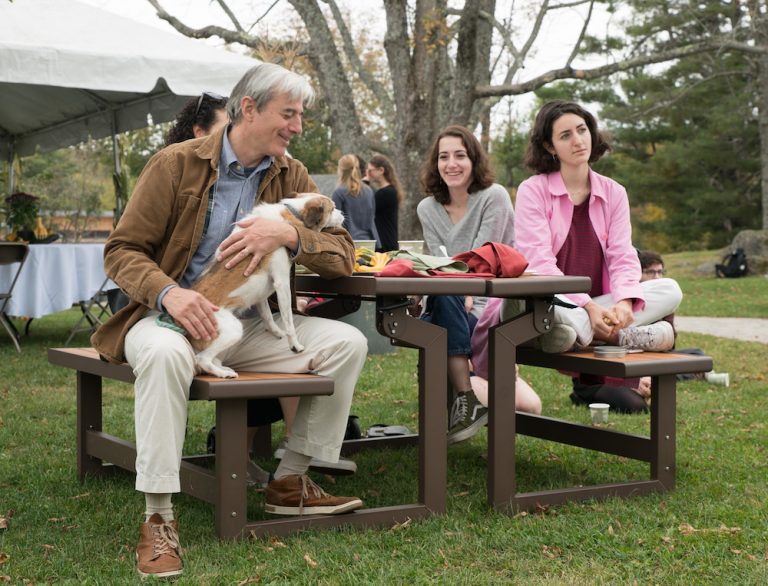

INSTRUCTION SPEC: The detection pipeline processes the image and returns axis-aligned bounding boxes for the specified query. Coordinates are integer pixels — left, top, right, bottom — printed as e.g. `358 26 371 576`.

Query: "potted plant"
5 191 40 242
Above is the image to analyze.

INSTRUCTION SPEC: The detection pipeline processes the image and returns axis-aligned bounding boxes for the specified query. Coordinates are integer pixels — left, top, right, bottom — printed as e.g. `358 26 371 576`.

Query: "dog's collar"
284 203 304 223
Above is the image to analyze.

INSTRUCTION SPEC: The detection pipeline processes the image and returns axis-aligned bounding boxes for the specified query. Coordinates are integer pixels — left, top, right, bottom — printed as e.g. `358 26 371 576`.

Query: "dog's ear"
303 197 331 230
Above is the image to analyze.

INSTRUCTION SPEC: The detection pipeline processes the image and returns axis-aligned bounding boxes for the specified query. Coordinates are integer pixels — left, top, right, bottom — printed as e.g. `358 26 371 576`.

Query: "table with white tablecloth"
0 243 113 319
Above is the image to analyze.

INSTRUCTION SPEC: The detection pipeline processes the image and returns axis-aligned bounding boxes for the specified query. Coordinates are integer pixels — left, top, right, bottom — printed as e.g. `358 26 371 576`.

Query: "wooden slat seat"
504 348 713 511
48 347 336 539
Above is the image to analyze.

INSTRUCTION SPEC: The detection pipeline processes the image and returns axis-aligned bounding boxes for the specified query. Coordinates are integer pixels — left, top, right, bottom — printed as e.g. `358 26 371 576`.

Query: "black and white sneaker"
447 391 488 445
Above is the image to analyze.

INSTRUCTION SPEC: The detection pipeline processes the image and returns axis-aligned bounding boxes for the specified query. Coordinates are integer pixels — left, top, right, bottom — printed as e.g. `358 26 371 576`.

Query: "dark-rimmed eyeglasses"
642 268 666 277
194 91 225 118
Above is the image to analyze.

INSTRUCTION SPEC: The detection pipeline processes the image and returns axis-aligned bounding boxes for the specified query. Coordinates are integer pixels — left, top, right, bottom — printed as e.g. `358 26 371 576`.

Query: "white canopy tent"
0 0 258 213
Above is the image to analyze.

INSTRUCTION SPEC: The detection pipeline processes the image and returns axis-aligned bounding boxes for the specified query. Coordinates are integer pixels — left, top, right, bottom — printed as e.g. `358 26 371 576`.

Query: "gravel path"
674 316 768 344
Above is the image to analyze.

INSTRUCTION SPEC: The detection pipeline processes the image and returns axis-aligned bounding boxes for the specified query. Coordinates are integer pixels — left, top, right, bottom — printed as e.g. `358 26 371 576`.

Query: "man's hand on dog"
163 287 219 340
218 216 299 276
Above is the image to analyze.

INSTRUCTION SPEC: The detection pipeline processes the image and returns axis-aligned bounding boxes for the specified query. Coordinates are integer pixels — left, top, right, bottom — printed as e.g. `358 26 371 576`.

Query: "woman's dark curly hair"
419 125 495 205
164 93 228 146
524 100 611 174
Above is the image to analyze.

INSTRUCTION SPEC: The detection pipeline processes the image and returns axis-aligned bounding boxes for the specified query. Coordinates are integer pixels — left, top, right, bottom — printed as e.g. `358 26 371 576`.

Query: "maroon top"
555 197 604 298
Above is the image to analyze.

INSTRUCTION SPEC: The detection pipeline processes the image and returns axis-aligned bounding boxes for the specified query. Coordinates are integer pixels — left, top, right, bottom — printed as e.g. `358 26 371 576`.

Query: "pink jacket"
514 169 644 310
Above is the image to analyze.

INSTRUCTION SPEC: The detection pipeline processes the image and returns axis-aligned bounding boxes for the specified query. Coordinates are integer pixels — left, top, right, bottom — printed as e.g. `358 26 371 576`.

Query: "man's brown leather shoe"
265 474 362 516
136 513 183 578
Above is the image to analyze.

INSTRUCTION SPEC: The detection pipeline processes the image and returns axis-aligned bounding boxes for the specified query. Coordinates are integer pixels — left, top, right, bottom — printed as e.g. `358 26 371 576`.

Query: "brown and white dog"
190 193 345 378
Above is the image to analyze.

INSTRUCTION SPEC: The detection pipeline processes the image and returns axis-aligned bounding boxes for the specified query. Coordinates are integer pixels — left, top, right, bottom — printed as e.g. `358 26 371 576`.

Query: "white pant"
553 278 682 346
124 311 368 494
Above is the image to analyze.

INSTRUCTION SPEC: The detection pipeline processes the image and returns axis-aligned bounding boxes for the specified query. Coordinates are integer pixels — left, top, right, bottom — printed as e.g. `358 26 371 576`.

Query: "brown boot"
265 474 362 516
136 513 183 578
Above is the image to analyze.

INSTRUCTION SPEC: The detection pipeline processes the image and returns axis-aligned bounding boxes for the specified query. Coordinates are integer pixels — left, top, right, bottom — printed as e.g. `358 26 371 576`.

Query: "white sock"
274 448 311 479
144 493 174 522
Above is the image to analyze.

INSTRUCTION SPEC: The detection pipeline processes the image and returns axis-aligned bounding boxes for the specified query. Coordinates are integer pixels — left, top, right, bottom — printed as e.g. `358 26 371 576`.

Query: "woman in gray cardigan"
417 125 539 444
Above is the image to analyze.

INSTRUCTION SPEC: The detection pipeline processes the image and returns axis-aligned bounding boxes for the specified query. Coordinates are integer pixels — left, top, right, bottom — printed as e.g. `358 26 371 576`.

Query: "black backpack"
715 247 748 278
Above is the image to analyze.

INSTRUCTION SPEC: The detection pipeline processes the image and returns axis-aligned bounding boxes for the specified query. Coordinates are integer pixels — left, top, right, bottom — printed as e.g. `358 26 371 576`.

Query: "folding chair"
0 242 30 352
65 277 112 345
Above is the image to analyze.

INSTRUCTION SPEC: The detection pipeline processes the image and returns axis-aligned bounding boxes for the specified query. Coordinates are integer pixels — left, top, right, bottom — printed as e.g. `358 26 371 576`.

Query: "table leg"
215 399 248 539
488 299 552 511
77 371 104 480
377 297 448 514
650 374 676 489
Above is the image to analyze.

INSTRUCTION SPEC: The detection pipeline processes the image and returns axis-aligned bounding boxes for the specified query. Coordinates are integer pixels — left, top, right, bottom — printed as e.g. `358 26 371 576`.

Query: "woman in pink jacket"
513 100 681 355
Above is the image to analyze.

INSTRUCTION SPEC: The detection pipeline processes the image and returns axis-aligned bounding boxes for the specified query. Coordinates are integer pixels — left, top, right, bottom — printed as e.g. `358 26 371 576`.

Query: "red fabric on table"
453 242 528 277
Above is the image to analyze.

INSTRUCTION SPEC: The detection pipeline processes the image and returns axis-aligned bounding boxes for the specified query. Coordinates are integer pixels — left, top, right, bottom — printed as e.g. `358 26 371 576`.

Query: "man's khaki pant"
125 311 368 494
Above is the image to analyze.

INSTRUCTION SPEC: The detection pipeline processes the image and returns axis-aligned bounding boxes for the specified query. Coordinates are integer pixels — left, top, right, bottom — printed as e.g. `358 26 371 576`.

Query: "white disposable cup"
589 403 610 424
705 372 730 387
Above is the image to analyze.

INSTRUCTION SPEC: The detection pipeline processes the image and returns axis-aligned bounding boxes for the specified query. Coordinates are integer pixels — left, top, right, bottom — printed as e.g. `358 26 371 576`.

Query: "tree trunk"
287 0 368 155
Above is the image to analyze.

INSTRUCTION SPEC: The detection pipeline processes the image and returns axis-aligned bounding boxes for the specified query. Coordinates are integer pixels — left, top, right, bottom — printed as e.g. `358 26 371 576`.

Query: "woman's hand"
608 299 634 330
584 301 614 340
464 296 474 313
633 376 651 399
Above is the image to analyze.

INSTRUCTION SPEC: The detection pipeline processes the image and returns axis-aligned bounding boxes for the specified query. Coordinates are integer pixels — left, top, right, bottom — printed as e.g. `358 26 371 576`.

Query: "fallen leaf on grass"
303 553 318 569
0 553 8 565
452 491 469 498
607 525 614 536
374 464 387 475
513 511 528 519
541 545 561 559
678 523 741 535
366 489 380 497
0 517 7 530
390 517 412 531
444 531 463 537
0 416 4 428
237 577 261 585
392 399 406 405
71 493 90 500
269 537 286 548
323 475 336 484
0 576 10 582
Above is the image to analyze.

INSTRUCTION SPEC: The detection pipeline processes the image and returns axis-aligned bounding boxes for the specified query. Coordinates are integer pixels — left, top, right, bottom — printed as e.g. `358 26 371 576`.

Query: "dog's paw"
211 366 238 378
289 340 304 353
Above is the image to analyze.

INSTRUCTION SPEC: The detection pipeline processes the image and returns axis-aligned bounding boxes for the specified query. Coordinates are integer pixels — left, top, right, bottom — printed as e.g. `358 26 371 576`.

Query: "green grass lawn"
1 267 767 584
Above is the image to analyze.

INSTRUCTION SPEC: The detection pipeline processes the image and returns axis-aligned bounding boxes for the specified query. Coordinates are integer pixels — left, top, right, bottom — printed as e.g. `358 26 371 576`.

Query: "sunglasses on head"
194 91 225 118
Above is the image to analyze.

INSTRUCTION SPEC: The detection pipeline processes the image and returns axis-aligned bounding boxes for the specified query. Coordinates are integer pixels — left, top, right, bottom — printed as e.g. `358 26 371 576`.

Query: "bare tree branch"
319 0 395 119
565 0 594 67
146 0 259 48
249 0 282 32
214 0 244 33
626 70 752 120
476 39 735 98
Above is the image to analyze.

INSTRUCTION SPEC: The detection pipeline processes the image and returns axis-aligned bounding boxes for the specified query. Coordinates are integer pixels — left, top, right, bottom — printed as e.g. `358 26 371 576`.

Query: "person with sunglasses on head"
93 63 367 579
165 91 229 145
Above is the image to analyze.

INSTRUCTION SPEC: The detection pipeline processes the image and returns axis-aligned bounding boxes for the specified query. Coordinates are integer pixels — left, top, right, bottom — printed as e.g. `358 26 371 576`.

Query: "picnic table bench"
48 347 341 539
494 346 713 510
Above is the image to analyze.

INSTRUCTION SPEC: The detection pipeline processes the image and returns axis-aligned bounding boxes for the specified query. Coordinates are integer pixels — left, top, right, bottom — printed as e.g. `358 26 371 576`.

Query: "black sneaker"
447 391 488 444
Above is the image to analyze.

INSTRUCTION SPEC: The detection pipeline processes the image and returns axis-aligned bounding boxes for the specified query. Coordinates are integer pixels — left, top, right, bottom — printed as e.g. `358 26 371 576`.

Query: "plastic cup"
704 372 730 387
589 403 610 424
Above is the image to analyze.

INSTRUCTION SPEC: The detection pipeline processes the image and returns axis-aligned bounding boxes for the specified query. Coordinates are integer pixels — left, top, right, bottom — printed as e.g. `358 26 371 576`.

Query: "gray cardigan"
416 183 515 315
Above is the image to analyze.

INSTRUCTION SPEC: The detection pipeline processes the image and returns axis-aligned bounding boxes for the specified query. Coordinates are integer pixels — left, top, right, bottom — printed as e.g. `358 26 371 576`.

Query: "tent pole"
111 111 124 226
7 144 16 195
